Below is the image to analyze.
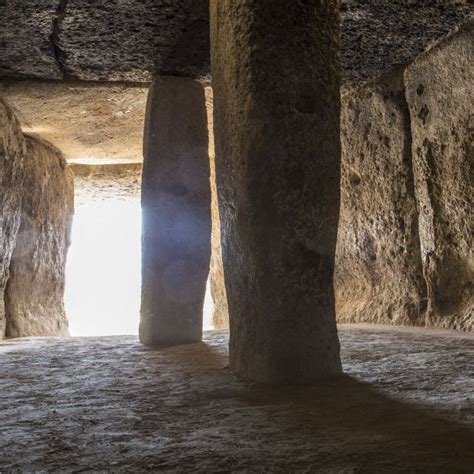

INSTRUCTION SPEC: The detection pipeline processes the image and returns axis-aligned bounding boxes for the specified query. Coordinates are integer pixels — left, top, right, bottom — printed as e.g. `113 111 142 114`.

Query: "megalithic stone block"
404 21 474 331
0 99 26 340
5 135 73 338
140 76 211 346
210 0 343 383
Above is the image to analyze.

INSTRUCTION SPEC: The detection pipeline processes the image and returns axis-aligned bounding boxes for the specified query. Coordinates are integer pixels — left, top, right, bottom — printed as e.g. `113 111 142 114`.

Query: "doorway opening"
64 165 214 337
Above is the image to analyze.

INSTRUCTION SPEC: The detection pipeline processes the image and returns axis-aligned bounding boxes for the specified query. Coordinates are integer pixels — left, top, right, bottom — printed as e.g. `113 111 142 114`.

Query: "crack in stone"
50 0 70 78
399 79 430 323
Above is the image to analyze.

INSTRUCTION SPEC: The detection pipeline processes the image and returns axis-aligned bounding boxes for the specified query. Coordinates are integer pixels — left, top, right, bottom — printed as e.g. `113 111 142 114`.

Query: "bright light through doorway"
65 197 213 337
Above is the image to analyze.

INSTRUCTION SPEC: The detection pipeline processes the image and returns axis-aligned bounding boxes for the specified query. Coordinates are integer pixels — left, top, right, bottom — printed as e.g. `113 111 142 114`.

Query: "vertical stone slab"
210 1 343 383
140 76 211 346
405 21 474 331
5 136 74 337
0 99 26 339
205 87 229 330
335 73 427 326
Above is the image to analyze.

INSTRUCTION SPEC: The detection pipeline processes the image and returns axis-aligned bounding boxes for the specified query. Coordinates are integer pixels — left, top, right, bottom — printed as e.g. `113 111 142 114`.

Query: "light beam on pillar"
140 76 211 346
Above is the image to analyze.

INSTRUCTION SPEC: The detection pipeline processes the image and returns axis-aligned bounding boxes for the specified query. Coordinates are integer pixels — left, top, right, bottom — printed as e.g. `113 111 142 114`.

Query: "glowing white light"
65 197 213 337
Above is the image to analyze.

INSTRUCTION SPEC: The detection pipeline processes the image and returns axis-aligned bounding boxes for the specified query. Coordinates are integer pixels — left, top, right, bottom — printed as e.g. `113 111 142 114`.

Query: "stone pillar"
210 1 343 383
140 76 211 346
0 99 26 339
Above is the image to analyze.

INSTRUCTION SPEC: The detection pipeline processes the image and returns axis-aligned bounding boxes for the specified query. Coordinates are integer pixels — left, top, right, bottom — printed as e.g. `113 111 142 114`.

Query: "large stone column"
210 1 343 383
140 76 211 346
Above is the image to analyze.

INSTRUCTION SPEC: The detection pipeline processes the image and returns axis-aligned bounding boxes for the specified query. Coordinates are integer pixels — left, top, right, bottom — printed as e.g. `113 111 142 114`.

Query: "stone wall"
405 21 473 331
205 88 229 330
0 101 74 339
0 99 26 338
5 135 74 338
335 72 427 327
210 21 473 332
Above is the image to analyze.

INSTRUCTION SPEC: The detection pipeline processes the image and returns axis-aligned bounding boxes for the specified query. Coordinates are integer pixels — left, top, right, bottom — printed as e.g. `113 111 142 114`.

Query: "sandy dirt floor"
0 325 473 472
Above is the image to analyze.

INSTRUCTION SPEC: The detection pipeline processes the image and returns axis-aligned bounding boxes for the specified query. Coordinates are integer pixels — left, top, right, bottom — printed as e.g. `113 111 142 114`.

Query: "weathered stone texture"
208 23 474 333
140 76 211 346
0 0 62 80
204 88 229 330
57 0 210 81
5 135 74 338
405 21 474 331
341 0 473 83
335 73 427 326
0 99 26 338
211 0 343 383
0 80 148 164
0 1 471 82
71 163 142 206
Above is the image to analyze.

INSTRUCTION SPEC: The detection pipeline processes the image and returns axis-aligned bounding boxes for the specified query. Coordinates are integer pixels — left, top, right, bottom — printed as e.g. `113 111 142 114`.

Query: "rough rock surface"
335 72 427 326
340 0 473 83
0 100 26 338
5 135 73 338
0 0 62 80
1 327 473 471
57 0 210 81
140 76 211 346
205 88 228 330
208 24 474 333
1 3 471 165
405 21 474 331
211 0 342 383
0 1 471 82
0 81 148 164
71 163 142 206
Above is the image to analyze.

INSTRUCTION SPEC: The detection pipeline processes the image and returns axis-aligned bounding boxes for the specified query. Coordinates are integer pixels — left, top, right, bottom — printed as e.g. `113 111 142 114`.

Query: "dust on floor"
1 326 473 472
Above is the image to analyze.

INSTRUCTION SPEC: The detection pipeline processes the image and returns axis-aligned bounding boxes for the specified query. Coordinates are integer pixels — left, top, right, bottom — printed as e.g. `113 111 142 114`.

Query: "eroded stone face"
5 135 74 338
340 0 473 83
0 81 148 164
0 0 62 80
209 23 474 333
211 0 343 383
140 76 211 346
405 21 474 331
57 0 210 81
0 1 471 82
0 99 26 338
204 88 229 330
335 72 427 327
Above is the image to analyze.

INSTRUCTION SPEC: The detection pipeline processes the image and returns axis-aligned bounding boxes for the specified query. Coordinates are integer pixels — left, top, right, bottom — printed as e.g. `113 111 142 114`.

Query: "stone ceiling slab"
57 0 210 81
341 0 473 83
0 80 148 164
0 0 62 80
0 0 471 83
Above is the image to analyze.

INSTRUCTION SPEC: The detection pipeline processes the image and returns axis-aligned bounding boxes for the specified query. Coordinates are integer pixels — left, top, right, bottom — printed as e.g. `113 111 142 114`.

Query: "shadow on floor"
1 332 472 472
136 339 473 472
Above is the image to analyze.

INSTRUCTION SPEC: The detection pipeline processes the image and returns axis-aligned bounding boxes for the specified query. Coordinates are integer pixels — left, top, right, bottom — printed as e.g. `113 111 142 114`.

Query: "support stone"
404 21 474 331
335 73 427 327
0 99 26 339
140 76 211 346
5 135 73 338
210 1 343 383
